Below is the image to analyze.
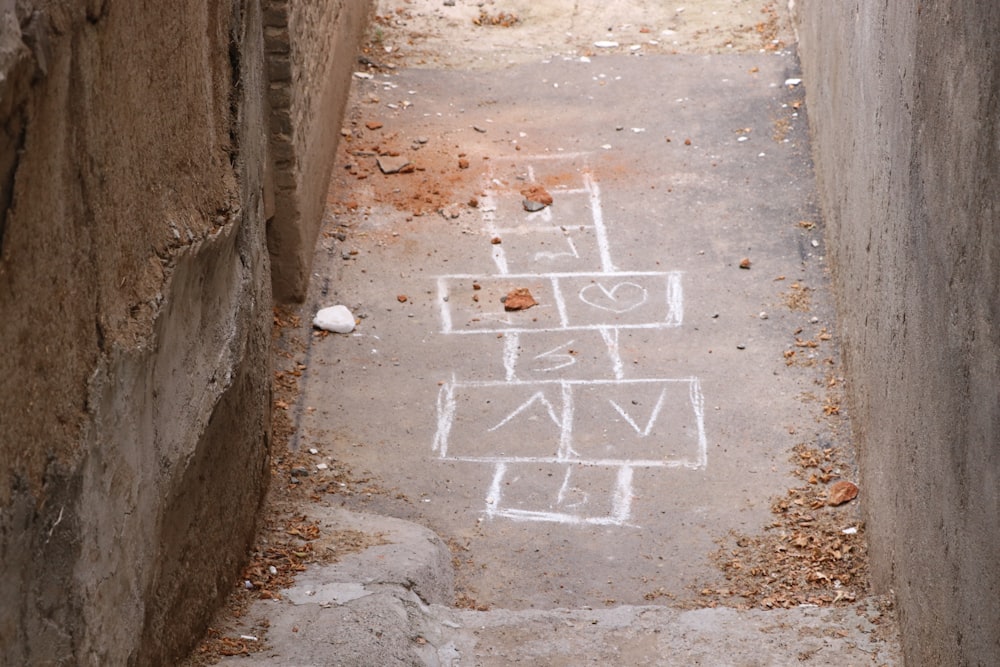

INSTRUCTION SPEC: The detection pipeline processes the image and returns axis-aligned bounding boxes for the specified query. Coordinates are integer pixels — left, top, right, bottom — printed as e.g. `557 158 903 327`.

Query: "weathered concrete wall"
795 1 1000 663
0 1 272 664
264 0 372 302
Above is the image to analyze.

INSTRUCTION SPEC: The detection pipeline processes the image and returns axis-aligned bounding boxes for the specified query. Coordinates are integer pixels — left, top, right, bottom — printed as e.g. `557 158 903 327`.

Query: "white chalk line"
444 377 700 389
558 381 580 459
584 172 616 273
666 271 684 327
599 327 625 380
492 224 595 235
437 276 454 334
690 378 708 469
503 332 520 382
432 378 457 458
491 508 631 527
443 321 683 335
448 455 703 469
436 270 679 280
522 151 593 162
484 462 506 519
551 276 570 328
611 466 635 523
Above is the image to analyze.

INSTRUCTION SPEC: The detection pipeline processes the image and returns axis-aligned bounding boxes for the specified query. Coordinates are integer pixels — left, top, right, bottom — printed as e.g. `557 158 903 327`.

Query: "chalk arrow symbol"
488 391 563 432
609 386 669 437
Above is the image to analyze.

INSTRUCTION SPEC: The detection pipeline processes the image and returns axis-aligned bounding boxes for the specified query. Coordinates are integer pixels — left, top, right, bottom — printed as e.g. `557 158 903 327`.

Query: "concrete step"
214 509 897 666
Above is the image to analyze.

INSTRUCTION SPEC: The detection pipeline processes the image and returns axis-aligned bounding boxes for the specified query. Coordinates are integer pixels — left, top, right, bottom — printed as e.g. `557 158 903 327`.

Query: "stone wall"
795 0 1000 663
264 0 372 302
0 2 273 664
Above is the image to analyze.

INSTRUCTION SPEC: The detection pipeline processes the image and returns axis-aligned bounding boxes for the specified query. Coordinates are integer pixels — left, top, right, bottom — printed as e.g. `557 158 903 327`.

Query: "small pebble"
759 312 768 320
736 343 746 350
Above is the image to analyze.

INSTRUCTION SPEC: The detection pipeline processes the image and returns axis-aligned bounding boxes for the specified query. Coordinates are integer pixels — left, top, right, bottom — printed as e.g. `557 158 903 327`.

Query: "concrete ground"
208 2 902 664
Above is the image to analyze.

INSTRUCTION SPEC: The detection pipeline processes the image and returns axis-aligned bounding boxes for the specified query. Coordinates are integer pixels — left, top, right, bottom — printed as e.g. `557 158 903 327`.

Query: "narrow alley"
193 2 901 664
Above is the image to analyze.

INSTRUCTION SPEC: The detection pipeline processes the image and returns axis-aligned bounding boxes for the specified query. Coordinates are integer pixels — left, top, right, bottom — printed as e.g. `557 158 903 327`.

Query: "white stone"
594 40 619 48
313 305 356 333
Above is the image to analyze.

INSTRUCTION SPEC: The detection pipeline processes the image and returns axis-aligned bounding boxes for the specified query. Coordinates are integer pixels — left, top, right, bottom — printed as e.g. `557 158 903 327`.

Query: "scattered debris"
503 287 538 311
697 443 869 610
376 155 413 174
782 282 812 311
313 306 356 333
521 185 553 207
473 10 519 27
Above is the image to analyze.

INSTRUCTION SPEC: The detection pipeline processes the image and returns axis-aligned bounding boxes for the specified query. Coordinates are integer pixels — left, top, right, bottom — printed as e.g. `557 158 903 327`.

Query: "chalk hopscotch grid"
431 153 707 527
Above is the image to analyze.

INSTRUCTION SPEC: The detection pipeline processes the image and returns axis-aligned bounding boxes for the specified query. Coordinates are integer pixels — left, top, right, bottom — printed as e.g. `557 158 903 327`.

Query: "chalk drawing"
609 385 670 437
430 153 707 527
530 340 578 374
579 281 648 313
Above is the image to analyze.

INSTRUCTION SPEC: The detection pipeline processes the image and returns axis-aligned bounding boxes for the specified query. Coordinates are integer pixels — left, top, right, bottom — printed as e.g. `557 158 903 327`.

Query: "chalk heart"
579 281 648 313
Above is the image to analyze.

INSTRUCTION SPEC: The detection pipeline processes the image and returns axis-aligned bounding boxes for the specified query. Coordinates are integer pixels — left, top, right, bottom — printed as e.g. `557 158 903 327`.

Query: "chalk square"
570 380 705 465
494 226 604 274
489 182 593 224
559 272 683 329
487 462 629 525
437 275 562 333
503 330 621 382
437 382 565 459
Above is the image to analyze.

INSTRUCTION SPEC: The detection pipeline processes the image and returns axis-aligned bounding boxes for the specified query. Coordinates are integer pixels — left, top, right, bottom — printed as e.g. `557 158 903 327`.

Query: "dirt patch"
363 0 796 70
